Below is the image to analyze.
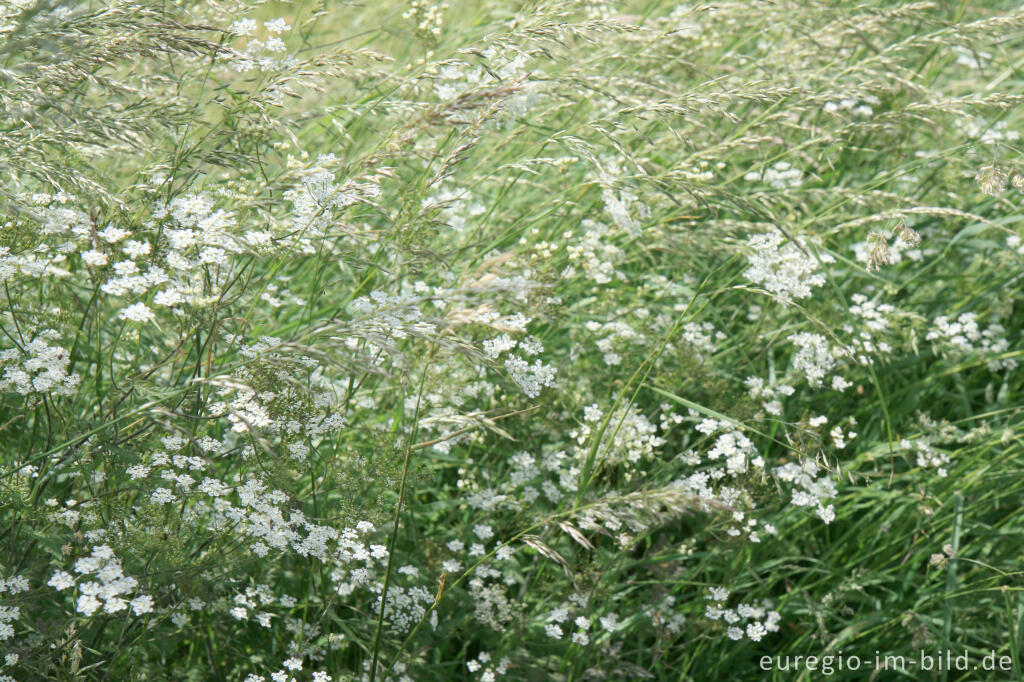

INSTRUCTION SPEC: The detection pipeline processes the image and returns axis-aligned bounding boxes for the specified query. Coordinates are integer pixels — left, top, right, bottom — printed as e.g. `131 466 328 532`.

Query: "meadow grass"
1 0 1024 680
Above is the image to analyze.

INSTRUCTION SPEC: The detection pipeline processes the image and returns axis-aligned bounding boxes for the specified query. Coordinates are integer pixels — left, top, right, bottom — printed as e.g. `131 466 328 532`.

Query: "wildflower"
483 334 517 359
48 571 74 591
600 613 620 632
98 226 130 243
746 622 767 641
708 586 729 602
119 302 155 323
264 18 290 33
82 250 108 266
473 524 494 540
504 355 557 397
229 18 257 36
130 595 154 615
77 594 102 616
150 488 177 504
744 232 833 302
122 240 151 258
788 332 839 386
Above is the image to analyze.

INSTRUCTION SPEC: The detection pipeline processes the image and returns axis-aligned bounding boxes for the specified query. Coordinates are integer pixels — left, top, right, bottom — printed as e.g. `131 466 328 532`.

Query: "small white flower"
98 226 131 243
76 594 102 616
264 18 291 33
154 289 184 307
122 240 152 258
150 488 176 505
472 524 494 541
48 571 74 591
230 18 257 36
119 302 155 323
744 232 833 303
131 595 154 615
599 613 620 632
82 250 108 266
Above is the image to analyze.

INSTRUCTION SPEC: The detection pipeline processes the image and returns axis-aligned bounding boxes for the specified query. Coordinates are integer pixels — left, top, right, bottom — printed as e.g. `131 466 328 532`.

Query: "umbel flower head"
743 231 834 302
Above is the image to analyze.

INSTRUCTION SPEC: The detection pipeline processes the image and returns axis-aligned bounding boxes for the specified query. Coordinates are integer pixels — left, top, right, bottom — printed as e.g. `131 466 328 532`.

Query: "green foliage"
1 0 1024 680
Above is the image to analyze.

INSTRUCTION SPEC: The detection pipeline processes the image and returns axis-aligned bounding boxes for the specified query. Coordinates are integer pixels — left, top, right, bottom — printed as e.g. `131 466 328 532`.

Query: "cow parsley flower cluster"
704 587 781 642
773 460 838 523
787 332 846 387
0 575 29 641
926 312 1016 371
567 219 625 285
0 330 80 397
50 545 152 617
744 232 834 303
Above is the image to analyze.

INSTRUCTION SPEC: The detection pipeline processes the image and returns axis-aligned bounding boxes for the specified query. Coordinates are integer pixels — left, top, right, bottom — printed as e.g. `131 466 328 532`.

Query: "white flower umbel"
744 232 834 303
0 331 80 397
787 332 840 387
118 302 155 323
926 312 1017 372
52 545 152 618
704 587 781 642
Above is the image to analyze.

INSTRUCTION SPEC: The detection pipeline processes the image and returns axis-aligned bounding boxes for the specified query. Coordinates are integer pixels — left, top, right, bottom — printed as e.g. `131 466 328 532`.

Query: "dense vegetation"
1 0 1023 679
